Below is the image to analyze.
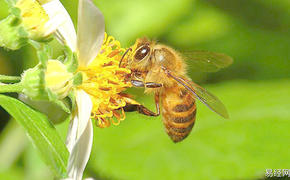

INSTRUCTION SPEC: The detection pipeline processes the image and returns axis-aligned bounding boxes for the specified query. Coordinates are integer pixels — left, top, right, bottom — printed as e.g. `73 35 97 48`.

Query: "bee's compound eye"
134 45 150 61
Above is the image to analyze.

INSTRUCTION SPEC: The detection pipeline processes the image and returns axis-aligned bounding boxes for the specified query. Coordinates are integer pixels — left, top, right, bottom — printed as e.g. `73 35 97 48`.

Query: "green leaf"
0 120 28 170
0 95 69 178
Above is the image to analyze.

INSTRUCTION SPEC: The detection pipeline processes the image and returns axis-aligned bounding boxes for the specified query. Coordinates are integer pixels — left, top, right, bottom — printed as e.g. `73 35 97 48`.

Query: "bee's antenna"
119 48 132 67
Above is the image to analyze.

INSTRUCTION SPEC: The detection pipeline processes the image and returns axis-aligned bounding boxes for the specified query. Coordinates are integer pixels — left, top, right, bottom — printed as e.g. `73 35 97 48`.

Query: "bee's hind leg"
123 93 160 117
131 80 162 88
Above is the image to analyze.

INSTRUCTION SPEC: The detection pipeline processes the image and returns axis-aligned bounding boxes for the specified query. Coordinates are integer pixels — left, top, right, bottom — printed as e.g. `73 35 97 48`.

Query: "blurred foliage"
0 0 289 179
88 80 290 180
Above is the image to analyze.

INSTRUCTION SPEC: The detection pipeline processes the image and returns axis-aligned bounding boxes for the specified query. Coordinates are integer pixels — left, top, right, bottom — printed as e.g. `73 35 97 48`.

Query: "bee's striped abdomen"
162 87 197 143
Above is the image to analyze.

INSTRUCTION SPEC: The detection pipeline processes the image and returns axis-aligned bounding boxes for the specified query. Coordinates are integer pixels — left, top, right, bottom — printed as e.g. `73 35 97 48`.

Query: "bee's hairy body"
124 38 197 142
161 86 196 142
142 65 197 142
122 37 231 143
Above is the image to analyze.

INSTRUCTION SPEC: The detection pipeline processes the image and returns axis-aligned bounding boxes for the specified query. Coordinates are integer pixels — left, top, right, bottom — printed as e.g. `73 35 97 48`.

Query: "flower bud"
45 60 74 99
0 0 64 50
21 64 48 100
21 60 74 100
20 59 77 120
15 0 54 40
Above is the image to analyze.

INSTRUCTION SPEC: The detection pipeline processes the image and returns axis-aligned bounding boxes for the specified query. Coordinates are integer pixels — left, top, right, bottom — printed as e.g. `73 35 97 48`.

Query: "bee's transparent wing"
182 51 233 72
165 70 229 118
188 81 229 118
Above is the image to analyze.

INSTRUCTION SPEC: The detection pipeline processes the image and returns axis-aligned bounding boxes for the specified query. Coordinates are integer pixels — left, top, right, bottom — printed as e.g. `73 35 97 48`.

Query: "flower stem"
0 83 23 93
0 75 21 83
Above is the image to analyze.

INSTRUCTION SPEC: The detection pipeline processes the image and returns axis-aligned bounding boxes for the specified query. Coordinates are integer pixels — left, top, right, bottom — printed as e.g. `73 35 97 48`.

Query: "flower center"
78 33 132 128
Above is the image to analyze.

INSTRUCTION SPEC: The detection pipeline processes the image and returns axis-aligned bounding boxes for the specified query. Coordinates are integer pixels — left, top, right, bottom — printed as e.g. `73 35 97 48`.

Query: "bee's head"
125 38 155 71
125 38 179 72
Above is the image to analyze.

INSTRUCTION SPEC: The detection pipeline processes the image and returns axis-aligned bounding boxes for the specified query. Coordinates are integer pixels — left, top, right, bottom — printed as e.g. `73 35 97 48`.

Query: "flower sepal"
21 64 48 100
0 7 29 50
63 46 79 73
72 72 83 86
20 62 74 113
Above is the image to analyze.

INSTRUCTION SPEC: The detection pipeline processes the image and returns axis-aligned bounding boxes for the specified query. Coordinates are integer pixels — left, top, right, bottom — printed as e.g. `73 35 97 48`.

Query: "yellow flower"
79 33 132 128
15 0 64 40
0 0 69 50
42 0 134 179
45 0 132 128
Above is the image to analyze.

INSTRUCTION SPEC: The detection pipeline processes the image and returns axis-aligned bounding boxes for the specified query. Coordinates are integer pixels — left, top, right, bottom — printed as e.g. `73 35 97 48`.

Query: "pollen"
15 0 50 40
79 33 132 128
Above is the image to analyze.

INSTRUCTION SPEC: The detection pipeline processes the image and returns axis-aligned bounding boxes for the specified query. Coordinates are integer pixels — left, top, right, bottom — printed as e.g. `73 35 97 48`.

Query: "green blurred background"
0 0 289 179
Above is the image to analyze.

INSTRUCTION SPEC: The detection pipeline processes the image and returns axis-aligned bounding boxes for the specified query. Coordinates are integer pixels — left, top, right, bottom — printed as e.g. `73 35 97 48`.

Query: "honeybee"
120 38 233 143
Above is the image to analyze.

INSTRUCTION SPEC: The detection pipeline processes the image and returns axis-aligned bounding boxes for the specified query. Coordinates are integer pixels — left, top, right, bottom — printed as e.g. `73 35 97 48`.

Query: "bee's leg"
137 93 160 116
131 80 162 88
124 104 159 116
123 93 160 117
153 93 161 115
130 80 145 87
145 82 163 88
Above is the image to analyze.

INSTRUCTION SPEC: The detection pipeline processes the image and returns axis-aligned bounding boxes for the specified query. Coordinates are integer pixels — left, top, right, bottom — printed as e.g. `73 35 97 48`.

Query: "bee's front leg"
131 80 162 88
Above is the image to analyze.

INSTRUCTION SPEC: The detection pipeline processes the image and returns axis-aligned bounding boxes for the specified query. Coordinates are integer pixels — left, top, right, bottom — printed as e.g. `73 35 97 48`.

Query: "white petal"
66 90 93 152
67 120 93 180
43 15 66 36
42 0 77 51
65 90 93 180
77 0 105 67
65 114 79 153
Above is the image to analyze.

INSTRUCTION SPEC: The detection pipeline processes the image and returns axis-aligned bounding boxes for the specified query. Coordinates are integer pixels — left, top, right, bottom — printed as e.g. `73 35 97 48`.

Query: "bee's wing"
182 51 233 72
165 70 229 118
188 80 229 118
